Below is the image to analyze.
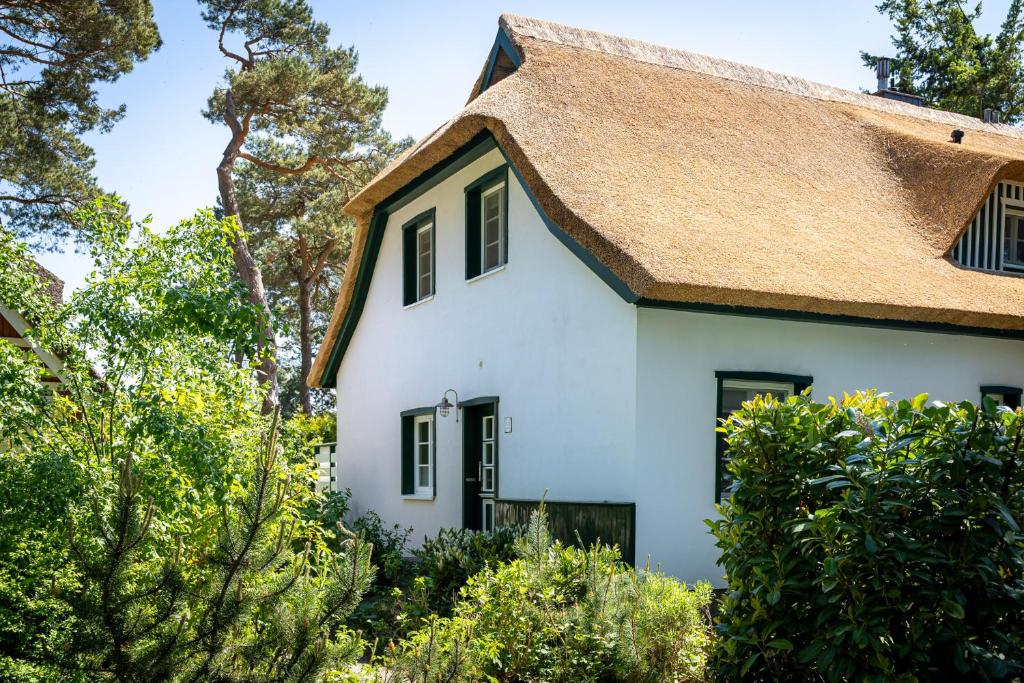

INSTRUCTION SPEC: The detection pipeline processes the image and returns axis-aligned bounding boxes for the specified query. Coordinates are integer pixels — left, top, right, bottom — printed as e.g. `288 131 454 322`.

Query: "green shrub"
710 391 1024 681
412 525 521 613
383 506 715 682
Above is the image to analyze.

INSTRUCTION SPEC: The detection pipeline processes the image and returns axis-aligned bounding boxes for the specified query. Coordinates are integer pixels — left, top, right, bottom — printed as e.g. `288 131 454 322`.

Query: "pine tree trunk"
217 106 279 414
297 274 313 415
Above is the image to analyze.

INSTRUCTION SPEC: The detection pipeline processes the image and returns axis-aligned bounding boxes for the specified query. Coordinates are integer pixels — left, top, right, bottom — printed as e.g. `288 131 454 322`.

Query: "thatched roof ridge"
310 14 1024 387
495 14 1024 139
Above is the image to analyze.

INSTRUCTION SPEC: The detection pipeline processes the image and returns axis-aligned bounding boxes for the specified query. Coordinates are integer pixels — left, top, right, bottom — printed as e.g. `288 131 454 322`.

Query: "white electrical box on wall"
504 416 512 433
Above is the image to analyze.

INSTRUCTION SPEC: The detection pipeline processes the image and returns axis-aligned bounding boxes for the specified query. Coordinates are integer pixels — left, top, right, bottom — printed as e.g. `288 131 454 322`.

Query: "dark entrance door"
462 400 497 531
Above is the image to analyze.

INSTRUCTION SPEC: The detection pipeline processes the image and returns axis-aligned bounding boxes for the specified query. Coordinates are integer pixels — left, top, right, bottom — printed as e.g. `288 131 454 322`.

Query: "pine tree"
0 0 160 245
200 0 398 412
863 0 1024 122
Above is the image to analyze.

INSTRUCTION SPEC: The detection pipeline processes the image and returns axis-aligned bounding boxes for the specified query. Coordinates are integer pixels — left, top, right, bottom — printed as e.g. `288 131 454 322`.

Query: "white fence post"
314 442 338 494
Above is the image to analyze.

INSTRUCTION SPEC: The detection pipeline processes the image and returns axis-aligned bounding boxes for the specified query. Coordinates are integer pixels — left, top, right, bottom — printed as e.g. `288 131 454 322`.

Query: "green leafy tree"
863 0 1024 121
200 0 398 411
0 203 373 681
0 0 160 245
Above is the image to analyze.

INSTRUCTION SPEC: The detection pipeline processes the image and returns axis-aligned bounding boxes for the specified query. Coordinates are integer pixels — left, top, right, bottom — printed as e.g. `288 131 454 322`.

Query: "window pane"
484 242 500 270
720 389 748 416
482 468 493 492
417 420 429 442
484 191 500 222
1006 216 1024 265
482 416 494 440
418 465 430 488
418 227 431 251
482 500 494 532
418 443 430 466
482 442 494 465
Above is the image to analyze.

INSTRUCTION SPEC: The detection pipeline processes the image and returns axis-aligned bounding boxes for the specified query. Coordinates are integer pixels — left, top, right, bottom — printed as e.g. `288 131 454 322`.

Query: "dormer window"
952 180 1024 274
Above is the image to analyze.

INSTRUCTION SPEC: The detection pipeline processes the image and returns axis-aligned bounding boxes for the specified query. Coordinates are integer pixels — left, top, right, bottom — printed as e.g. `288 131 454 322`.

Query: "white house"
309 15 1024 583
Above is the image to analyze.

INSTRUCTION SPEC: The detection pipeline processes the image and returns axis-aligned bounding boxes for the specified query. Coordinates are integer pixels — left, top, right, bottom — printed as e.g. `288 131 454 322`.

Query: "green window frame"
465 166 509 280
402 208 435 306
981 385 1022 409
714 371 813 503
400 406 436 497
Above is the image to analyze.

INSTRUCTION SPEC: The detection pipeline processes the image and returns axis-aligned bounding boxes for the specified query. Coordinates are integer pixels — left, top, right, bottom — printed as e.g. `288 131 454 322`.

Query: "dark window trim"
464 165 508 194
400 405 436 417
715 371 813 503
465 165 509 279
401 407 437 498
402 208 436 306
981 385 1022 408
460 395 500 408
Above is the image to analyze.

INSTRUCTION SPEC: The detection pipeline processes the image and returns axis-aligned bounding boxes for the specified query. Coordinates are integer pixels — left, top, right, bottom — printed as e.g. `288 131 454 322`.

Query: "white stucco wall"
635 307 1024 584
335 148 638 545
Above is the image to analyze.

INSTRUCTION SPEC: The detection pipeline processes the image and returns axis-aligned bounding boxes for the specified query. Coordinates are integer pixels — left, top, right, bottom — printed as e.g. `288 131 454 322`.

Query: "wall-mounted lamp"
437 389 461 421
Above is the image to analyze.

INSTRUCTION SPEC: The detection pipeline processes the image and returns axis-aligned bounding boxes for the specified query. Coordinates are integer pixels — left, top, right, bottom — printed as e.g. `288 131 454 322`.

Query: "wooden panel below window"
495 499 636 565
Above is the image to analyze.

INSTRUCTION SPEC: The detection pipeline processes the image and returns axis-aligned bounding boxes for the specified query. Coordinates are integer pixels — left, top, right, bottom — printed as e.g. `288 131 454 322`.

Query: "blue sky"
32 0 1015 291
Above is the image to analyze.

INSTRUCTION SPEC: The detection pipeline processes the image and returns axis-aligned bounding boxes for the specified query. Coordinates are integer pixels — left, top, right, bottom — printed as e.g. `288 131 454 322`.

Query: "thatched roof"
311 14 1024 386
34 262 64 306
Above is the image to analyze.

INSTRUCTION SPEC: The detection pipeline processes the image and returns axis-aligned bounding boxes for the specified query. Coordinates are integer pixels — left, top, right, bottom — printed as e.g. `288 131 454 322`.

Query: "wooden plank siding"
495 499 636 565
952 180 1024 274
0 314 17 337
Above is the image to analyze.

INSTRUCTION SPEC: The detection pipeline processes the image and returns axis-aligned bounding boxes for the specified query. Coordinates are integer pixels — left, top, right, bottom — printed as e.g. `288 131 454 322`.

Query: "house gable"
314 131 636 387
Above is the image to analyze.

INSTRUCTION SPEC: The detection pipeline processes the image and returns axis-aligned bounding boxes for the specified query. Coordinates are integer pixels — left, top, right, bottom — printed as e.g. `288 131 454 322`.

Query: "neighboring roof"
34 262 64 306
1 259 66 386
311 14 1024 387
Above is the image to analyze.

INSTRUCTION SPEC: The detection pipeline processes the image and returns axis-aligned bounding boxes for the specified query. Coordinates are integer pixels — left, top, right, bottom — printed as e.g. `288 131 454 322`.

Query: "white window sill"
403 295 434 310
402 492 435 501
466 264 506 284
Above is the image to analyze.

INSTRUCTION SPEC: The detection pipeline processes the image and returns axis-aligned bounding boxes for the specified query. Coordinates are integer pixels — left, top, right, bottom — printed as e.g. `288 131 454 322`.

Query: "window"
481 415 496 493
465 166 508 280
481 184 505 273
1005 212 1024 269
401 408 435 497
715 372 813 502
981 385 1022 409
414 414 433 494
402 209 435 305
482 498 495 533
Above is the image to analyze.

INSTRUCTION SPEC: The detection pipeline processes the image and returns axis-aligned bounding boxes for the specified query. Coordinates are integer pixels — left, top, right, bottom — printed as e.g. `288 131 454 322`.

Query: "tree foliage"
711 391 1024 681
863 0 1024 121
0 0 160 245
0 203 373 681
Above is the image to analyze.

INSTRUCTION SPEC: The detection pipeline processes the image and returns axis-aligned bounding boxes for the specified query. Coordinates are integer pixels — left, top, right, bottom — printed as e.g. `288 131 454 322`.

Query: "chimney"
876 57 892 92
871 57 925 106
983 108 1002 124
